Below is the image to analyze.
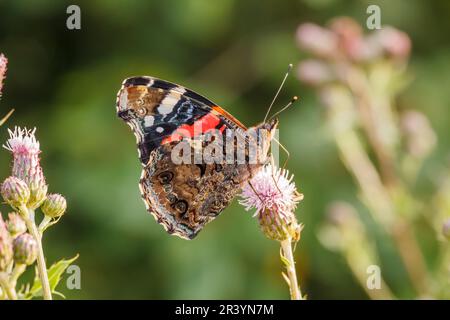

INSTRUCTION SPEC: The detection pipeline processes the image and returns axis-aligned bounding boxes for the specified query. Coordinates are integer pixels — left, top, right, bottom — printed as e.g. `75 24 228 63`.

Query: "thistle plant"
0 127 76 300
240 164 305 300
297 17 450 299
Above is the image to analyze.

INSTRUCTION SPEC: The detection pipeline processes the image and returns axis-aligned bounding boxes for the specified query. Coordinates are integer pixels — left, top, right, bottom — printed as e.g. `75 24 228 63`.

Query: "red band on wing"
162 113 226 144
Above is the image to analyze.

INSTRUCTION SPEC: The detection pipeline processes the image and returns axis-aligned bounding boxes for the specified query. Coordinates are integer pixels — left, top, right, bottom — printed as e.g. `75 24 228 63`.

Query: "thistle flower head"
6 212 27 238
13 233 38 265
3 127 47 209
241 165 302 215
240 165 303 241
3 127 40 156
0 215 13 272
0 53 7 97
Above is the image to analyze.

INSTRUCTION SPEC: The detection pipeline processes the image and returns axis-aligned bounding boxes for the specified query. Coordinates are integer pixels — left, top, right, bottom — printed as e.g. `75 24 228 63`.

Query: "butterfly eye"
158 171 174 184
174 200 188 215
137 106 147 116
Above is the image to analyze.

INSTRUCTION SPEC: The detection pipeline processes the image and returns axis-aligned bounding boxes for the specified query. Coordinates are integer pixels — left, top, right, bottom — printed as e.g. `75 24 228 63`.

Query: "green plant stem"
10 263 26 289
330 112 428 295
38 215 52 235
19 205 52 300
0 272 17 300
280 239 302 300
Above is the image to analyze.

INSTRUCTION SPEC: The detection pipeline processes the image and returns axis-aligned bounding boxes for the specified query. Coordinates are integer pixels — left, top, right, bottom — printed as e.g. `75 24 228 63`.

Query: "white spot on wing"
118 91 128 111
158 94 179 114
156 127 164 133
144 116 154 127
175 86 186 94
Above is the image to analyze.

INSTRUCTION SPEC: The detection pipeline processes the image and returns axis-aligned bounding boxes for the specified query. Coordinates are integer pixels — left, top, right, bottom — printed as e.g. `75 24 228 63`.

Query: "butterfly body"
117 76 277 239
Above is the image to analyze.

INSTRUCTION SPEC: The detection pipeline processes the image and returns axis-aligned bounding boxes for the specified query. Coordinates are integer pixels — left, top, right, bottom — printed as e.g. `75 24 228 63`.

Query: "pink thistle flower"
240 165 303 241
4 127 41 156
0 53 7 97
3 127 48 209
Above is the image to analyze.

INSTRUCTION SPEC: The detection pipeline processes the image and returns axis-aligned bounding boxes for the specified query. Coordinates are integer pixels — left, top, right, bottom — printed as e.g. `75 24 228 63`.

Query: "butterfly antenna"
0 109 14 126
268 96 298 121
263 63 293 123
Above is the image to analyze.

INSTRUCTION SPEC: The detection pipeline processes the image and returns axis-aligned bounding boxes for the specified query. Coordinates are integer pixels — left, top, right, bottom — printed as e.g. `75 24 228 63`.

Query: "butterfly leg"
272 136 290 169
247 181 264 213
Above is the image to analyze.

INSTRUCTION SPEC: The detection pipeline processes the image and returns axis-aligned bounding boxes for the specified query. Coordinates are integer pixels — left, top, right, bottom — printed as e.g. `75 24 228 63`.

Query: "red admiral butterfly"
116 76 278 239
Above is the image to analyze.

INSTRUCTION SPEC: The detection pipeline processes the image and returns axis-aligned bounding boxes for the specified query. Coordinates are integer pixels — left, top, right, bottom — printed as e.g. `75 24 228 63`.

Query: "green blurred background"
0 0 449 299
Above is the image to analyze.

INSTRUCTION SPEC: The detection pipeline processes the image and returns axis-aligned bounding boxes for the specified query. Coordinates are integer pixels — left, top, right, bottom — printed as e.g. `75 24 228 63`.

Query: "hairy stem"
280 239 302 300
19 205 52 300
10 263 26 289
0 272 17 300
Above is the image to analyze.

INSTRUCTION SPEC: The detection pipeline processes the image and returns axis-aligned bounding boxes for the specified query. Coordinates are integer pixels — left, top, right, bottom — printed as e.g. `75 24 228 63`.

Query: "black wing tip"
123 76 152 87
121 76 215 108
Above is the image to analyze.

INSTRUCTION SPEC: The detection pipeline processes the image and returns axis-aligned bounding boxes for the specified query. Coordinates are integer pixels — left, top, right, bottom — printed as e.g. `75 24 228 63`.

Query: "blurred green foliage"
0 0 450 299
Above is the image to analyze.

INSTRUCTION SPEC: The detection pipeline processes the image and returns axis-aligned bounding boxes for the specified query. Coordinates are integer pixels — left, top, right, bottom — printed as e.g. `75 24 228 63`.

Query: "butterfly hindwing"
139 142 254 239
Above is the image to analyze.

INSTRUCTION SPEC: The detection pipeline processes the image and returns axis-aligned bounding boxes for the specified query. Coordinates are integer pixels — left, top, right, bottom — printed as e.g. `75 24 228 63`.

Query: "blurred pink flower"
329 17 382 62
401 110 436 158
297 18 411 65
376 27 411 60
297 59 334 86
0 53 7 97
330 17 364 59
296 23 338 58
443 218 450 240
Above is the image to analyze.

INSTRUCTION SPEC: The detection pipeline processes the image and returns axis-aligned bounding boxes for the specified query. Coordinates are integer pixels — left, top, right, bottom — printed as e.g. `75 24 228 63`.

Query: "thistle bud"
0 215 13 272
240 165 303 242
41 193 67 218
259 209 303 242
1 176 30 208
6 212 27 238
27 178 48 210
13 233 38 265
3 127 48 209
